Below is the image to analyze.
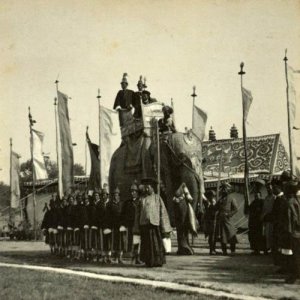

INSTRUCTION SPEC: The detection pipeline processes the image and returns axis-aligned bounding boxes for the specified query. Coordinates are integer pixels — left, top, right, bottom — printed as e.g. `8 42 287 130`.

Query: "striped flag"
31 129 48 180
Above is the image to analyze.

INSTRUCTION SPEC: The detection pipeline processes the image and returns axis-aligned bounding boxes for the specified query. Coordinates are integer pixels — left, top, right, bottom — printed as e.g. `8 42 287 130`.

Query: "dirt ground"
0 234 299 300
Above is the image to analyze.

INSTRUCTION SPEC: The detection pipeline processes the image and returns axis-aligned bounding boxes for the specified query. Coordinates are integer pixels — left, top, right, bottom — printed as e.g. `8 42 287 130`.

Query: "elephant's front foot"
177 245 194 255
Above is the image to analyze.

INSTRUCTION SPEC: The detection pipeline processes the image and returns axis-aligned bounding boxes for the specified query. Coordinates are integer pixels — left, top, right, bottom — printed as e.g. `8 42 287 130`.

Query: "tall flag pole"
97 89 102 188
284 49 294 176
191 86 197 129
156 120 161 197
28 107 37 240
238 62 251 213
54 80 63 199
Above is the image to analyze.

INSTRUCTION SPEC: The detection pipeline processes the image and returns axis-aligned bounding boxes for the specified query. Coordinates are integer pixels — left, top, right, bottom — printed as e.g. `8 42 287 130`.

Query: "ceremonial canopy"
202 134 289 181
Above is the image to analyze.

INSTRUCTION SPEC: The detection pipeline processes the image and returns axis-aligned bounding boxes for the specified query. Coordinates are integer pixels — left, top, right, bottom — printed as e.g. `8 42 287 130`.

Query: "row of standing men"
42 178 172 267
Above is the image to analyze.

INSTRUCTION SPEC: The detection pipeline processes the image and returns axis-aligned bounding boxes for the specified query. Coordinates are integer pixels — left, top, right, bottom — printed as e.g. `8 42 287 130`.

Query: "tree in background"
20 159 85 182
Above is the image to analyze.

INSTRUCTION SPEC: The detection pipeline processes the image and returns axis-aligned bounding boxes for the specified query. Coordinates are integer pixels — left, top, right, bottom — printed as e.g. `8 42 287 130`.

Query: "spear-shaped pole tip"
238 62 245 75
97 89 101 99
191 85 197 97
284 48 288 61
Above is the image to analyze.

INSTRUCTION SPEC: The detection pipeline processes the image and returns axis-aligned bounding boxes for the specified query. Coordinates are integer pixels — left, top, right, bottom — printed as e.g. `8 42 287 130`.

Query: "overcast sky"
0 0 300 184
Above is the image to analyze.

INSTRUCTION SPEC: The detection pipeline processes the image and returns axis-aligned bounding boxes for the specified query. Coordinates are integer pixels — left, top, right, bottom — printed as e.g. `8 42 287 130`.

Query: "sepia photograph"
0 0 300 299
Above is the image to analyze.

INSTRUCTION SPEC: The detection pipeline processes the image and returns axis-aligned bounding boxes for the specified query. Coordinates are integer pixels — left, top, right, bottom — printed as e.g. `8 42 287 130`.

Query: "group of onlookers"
247 172 300 283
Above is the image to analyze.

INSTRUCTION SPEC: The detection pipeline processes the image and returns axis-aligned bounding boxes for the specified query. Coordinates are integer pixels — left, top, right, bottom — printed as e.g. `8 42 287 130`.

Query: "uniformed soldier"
97 185 110 263
105 187 127 264
41 198 58 254
71 194 82 259
65 195 75 258
121 181 142 264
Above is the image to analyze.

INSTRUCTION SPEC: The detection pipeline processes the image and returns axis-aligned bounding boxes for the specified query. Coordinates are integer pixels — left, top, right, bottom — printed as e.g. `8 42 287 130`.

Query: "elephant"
109 118 205 255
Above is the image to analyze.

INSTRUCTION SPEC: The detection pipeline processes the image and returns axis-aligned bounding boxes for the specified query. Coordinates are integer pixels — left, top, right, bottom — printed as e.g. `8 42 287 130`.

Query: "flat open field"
0 234 299 300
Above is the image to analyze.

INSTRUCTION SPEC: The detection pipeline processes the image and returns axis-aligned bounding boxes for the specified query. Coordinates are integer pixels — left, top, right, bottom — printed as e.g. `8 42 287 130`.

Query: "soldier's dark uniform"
121 182 142 264
105 188 126 263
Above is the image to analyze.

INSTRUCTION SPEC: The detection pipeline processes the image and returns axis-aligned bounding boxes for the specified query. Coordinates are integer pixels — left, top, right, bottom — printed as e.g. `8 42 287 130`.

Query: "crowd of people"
246 172 300 284
41 171 300 282
41 178 172 268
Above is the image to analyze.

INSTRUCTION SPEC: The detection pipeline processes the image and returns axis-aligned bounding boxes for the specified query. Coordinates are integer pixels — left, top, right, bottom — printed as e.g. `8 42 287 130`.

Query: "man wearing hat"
217 182 238 255
95 185 110 263
134 177 172 267
286 182 300 283
113 73 135 111
158 105 176 134
104 187 127 264
204 190 219 255
261 181 275 254
132 76 156 119
121 180 142 264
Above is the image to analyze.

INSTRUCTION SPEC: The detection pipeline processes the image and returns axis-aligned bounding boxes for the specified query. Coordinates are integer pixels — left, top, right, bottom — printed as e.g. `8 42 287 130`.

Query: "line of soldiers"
41 182 142 264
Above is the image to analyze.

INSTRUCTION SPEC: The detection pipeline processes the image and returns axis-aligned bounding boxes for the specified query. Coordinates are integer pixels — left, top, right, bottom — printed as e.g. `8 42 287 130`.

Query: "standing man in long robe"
217 182 238 255
248 192 266 254
261 181 275 254
134 178 172 267
286 183 300 284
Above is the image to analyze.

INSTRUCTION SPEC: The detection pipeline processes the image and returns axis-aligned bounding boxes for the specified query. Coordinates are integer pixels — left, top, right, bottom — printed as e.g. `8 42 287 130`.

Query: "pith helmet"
130 180 139 191
112 187 120 194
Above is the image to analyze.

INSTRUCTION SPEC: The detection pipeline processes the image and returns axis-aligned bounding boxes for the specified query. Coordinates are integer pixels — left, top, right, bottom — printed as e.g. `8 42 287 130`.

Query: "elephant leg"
176 226 194 255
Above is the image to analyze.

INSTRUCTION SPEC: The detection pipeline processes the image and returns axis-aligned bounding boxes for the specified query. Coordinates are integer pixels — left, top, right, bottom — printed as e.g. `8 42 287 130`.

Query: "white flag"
100 106 121 186
193 105 207 141
31 129 48 180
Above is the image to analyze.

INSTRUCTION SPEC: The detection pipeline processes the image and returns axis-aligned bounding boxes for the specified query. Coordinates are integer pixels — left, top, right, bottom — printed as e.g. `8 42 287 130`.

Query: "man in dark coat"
286 183 300 284
271 182 286 268
248 192 266 254
95 186 109 262
217 183 238 255
104 187 127 264
204 190 219 255
41 199 58 254
121 181 142 264
113 73 134 110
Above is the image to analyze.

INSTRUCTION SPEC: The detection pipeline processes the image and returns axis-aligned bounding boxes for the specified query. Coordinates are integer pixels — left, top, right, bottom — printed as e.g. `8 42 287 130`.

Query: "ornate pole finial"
238 62 246 76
